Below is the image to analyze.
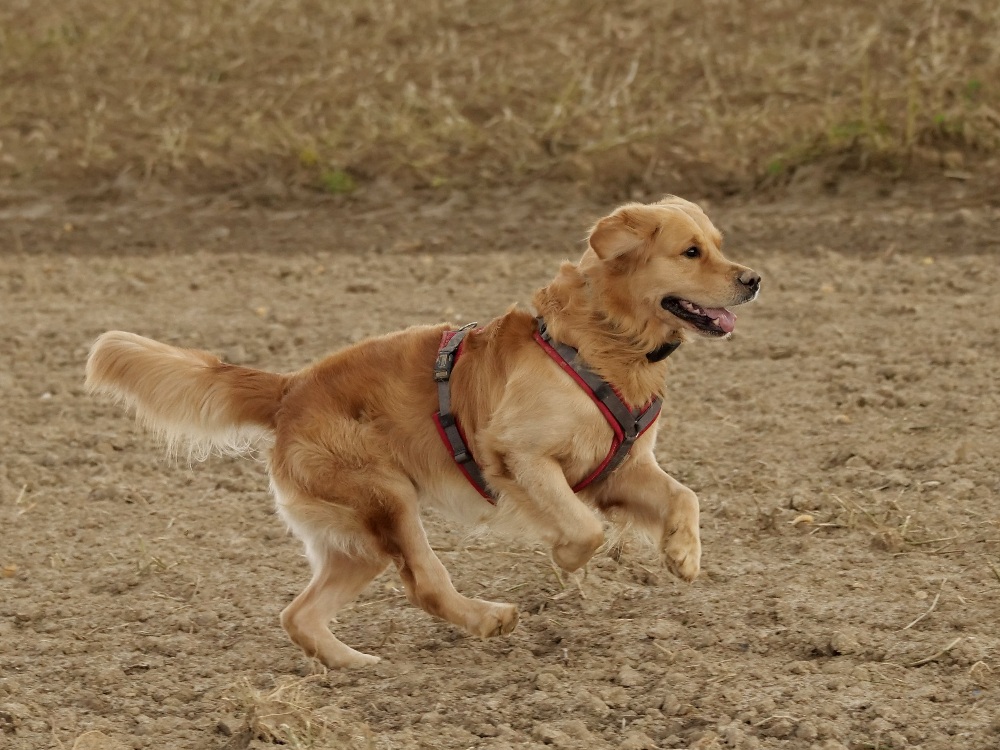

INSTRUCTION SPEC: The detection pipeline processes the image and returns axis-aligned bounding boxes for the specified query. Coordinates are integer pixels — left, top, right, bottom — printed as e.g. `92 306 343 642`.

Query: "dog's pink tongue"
705 307 736 333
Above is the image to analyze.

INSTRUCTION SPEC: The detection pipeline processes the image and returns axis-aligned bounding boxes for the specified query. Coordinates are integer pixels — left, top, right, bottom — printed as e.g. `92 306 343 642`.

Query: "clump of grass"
226 676 375 750
768 8 1000 179
134 536 173 576
823 490 968 558
320 168 357 195
1 0 998 195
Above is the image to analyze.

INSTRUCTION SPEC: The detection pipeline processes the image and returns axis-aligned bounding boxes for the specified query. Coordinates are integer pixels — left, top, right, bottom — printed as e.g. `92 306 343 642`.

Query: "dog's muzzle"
737 269 761 301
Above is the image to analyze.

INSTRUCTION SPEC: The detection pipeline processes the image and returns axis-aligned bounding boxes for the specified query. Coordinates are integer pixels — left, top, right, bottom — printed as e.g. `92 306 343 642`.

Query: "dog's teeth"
711 317 720 326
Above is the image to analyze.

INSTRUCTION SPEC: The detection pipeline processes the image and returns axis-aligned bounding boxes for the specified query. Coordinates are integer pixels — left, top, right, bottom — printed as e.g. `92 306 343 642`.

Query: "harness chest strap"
433 319 667 503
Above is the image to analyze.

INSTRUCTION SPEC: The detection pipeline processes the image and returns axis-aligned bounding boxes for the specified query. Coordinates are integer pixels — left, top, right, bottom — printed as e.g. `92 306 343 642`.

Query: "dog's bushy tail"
85 331 288 458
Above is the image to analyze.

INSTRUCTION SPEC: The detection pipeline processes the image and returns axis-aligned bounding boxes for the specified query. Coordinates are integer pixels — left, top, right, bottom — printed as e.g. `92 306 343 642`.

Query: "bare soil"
2 178 1000 750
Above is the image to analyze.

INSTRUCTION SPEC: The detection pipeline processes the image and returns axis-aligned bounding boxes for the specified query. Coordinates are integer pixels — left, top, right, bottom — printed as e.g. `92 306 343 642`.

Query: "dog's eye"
683 246 700 258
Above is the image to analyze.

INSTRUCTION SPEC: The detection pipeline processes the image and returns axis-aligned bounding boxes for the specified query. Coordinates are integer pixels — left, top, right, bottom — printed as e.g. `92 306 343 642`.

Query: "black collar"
646 340 681 363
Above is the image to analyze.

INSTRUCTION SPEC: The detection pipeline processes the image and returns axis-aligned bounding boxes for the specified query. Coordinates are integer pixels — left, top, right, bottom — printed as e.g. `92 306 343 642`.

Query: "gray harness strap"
433 323 497 502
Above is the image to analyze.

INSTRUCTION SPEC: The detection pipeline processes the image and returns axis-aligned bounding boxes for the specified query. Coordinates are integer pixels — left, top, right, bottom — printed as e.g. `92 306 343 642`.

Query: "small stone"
829 631 861 655
602 686 629 708
660 693 682 715
345 282 380 294
788 489 815 510
92 667 127 687
617 666 644 687
871 717 894 734
882 470 912 487
795 721 818 740
815 719 839 738
216 715 240 736
556 719 593 741
719 723 744 747
647 619 683 640
88 486 118 501
71 730 131 750
192 611 219 629
687 730 722 749
132 716 153 736
620 729 659 750
472 723 499 737
950 478 976 497
0 703 28 732
871 530 905 553
874 704 902 723
533 723 571 747
580 692 610 718
761 718 794 738
535 672 559 691
753 697 776 714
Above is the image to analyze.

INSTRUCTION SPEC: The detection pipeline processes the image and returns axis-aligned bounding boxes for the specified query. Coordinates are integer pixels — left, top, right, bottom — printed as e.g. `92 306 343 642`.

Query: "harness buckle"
434 322 478 381
433 352 453 381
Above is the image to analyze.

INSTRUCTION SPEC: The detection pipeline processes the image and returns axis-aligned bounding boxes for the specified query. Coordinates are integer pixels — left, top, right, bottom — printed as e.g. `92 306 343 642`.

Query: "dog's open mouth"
660 297 736 336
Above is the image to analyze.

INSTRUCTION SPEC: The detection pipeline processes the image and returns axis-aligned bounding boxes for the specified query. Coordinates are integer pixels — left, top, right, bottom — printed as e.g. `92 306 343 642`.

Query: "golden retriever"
85 196 760 668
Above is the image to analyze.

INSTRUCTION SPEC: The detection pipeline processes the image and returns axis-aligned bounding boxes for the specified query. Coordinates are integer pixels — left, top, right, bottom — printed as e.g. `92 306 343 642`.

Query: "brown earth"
2 176 1000 750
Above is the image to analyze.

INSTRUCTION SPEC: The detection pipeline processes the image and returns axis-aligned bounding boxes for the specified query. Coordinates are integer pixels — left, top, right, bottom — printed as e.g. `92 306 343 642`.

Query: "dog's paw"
339 652 381 669
551 518 605 572
469 601 520 638
662 525 701 583
317 645 381 669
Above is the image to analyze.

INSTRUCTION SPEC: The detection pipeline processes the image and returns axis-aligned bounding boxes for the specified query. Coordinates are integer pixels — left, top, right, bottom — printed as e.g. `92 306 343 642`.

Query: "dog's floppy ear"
588 204 661 260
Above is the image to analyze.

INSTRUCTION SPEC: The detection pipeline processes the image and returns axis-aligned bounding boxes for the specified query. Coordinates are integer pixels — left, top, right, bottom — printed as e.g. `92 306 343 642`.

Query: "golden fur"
85 196 760 668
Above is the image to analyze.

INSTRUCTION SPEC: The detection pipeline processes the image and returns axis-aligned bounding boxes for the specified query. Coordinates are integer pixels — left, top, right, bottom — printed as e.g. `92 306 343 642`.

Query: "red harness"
433 319 666 504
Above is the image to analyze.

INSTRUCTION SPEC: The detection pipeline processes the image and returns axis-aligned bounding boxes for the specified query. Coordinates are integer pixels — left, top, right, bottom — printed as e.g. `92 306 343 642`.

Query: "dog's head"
584 196 760 341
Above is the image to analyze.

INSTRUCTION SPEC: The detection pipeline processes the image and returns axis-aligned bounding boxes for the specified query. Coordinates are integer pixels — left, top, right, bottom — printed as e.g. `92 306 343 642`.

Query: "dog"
85 196 760 668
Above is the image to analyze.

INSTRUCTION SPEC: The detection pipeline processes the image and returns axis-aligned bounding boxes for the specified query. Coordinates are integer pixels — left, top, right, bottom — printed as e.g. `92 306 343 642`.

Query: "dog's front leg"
595 453 701 581
487 455 605 572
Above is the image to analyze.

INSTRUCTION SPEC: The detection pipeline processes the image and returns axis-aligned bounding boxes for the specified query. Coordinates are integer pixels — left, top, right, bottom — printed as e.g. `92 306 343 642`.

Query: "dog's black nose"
738 270 761 293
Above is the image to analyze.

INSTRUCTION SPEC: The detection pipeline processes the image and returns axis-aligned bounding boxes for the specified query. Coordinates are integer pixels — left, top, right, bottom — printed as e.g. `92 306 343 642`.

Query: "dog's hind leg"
367 489 520 639
280 547 389 668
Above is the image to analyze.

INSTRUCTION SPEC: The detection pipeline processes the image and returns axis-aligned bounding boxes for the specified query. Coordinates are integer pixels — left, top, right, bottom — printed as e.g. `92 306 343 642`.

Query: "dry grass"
226 675 376 750
2 0 999 195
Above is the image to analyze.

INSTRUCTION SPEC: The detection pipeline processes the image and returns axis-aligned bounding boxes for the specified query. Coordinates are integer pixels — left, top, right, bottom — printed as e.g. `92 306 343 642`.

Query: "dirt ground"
2 177 1000 750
